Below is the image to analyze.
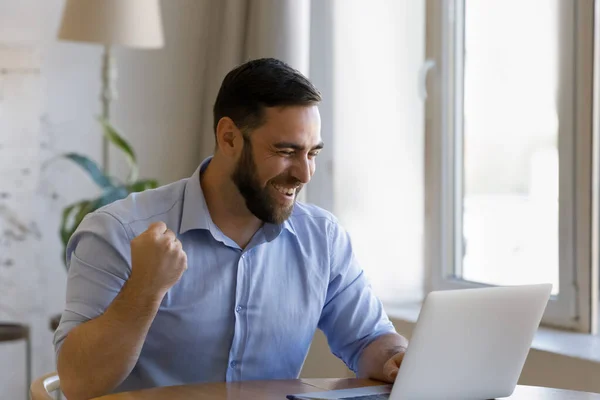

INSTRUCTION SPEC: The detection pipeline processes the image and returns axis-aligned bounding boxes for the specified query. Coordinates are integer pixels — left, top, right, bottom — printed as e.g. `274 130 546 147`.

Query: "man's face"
232 105 322 224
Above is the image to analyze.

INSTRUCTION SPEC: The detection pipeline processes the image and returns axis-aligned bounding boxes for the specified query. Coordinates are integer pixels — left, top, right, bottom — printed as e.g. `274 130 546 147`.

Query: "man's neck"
200 159 263 249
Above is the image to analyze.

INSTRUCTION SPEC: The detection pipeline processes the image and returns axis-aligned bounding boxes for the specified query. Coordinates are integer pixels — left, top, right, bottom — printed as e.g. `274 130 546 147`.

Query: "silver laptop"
288 284 552 400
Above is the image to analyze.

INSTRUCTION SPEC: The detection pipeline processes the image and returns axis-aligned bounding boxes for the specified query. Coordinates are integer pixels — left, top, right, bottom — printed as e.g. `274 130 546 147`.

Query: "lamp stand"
100 44 117 175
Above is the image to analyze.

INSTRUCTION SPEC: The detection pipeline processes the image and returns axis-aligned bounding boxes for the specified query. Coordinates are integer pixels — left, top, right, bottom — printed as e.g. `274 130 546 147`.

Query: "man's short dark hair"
213 58 322 136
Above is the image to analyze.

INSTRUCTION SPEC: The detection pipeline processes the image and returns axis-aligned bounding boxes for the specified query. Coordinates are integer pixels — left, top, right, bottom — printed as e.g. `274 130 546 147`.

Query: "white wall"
0 1 208 398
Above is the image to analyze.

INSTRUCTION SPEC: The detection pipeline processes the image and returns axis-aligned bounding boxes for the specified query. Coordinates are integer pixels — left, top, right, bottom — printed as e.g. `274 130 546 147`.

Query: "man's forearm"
57 279 163 400
357 333 409 382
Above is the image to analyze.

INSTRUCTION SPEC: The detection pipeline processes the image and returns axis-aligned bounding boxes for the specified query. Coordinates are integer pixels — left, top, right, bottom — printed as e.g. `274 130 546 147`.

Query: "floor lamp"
57 0 164 174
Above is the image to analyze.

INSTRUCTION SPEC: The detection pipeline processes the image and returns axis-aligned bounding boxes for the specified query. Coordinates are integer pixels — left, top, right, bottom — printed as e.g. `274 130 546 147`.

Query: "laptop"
288 283 552 400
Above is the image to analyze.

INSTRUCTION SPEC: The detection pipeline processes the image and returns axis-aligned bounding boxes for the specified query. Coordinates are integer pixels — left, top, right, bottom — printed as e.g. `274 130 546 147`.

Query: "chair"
30 372 61 400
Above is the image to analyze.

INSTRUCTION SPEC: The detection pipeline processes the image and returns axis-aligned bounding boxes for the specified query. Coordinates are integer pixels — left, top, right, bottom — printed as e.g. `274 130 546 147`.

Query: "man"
54 58 408 400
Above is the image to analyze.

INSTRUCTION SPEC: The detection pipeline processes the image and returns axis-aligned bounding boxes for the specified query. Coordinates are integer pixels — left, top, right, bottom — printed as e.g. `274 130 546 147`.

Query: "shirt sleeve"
53 210 133 361
317 219 396 374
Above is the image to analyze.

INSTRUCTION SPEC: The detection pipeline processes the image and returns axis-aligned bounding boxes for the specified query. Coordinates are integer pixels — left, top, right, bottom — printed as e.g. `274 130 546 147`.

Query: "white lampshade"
58 0 164 49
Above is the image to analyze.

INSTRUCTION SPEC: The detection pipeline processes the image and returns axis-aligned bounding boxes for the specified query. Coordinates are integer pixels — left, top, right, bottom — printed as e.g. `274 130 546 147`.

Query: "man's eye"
309 151 321 158
279 151 295 156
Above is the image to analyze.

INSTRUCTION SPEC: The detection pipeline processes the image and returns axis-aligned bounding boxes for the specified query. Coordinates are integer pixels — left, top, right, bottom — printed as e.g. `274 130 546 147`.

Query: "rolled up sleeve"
53 211 133 360
317 220 396 374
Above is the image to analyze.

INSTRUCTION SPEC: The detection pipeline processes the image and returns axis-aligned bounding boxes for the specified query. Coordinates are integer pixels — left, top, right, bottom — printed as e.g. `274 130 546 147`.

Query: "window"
308 0 427 305
426 0 597 331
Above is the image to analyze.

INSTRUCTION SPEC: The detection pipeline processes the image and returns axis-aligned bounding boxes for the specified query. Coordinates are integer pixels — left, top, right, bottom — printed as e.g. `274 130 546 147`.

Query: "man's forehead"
258 106 321 142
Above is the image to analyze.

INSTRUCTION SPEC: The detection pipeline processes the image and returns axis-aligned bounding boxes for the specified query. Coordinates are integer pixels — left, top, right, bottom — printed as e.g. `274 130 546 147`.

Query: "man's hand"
129 221 188 299
382 350 406 382
357 333 409 383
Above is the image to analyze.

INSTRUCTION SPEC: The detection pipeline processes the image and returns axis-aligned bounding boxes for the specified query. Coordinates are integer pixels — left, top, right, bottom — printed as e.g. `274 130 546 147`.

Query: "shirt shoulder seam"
97 197 184 234
95 210 133 241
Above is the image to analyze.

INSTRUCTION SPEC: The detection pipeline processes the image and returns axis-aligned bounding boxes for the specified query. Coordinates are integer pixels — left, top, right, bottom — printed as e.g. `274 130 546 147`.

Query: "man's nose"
292 157 312 184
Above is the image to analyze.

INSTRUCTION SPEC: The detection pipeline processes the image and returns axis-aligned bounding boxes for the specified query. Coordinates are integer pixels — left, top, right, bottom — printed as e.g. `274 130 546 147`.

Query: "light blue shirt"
54 157 395 393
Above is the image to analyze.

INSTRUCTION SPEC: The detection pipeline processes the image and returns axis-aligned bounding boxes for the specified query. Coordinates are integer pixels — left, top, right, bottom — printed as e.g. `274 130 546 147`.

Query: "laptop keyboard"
339 395 390 400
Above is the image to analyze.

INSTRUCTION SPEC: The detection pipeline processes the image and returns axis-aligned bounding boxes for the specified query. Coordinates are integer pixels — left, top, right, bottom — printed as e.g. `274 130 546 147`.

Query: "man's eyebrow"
273 141 325 151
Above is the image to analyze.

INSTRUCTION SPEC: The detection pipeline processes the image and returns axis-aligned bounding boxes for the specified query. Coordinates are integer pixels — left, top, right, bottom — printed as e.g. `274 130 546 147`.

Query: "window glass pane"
460 0 559 294
332 0 425 304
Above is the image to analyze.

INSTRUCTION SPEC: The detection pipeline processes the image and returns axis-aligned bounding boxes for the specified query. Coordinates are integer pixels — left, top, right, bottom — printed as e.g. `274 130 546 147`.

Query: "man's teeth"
273 184 296 195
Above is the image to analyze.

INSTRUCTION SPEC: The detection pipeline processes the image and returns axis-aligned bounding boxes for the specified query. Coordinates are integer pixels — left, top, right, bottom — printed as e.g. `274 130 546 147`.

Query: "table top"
93 378 600 399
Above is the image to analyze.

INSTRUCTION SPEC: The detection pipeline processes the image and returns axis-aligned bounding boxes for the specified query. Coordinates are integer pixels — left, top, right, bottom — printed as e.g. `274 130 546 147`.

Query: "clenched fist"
129 221 188 299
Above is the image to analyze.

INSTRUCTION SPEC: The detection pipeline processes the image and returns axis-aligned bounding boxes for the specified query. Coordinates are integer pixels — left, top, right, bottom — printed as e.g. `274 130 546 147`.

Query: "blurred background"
1 0 600 398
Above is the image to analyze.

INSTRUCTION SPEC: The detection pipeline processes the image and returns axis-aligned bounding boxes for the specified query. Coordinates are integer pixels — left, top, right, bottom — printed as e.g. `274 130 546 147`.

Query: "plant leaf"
98 117 139 183
59 199 95 266
126 179 159 193
61 153 113 189
93 186 130 210
73 200 96 229
59 203 79 247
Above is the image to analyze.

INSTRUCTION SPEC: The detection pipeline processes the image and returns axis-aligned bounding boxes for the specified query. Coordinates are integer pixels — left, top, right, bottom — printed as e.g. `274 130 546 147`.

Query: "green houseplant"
57 118 159 268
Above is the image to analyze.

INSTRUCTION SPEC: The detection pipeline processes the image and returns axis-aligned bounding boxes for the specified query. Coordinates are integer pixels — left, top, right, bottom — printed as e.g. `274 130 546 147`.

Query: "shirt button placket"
230 251 249 380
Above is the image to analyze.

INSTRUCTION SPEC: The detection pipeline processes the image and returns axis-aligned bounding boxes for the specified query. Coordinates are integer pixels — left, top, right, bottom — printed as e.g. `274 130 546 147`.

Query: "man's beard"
231 137 301 224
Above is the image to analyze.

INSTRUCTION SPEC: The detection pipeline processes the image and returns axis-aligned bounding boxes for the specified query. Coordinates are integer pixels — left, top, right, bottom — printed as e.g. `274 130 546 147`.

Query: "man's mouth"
272 183 298 197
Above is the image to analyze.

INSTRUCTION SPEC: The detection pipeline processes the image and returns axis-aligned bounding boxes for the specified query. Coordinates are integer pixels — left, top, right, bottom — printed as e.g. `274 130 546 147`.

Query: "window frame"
425 0 597 332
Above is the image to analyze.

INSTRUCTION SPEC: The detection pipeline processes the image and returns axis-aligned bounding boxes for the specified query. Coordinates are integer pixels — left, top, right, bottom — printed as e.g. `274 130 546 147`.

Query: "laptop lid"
390 284 552 400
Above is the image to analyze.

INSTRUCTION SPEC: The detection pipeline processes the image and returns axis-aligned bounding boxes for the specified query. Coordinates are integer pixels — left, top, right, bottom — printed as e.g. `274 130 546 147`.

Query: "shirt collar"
280 213 297 238
178 156 297 238
263 218 296 241
179 157 213 235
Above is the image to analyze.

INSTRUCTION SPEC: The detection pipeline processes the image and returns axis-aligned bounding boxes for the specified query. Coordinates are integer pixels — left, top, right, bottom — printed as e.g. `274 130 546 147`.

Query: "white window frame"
425 0 597 332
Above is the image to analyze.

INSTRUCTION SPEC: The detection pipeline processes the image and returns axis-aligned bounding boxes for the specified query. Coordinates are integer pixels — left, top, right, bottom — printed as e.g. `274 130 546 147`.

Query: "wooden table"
93 378 600 399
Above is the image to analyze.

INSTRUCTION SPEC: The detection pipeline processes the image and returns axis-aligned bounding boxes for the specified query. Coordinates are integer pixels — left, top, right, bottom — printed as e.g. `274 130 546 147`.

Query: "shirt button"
236 305 243 312
230 361 238 368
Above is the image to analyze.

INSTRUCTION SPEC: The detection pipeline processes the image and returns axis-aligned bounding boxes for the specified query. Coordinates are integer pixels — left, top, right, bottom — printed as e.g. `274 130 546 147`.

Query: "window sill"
384 302 600 364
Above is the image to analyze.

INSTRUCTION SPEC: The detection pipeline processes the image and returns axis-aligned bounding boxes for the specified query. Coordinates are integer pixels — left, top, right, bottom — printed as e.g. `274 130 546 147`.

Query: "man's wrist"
109 278 164 325
124 276 165 307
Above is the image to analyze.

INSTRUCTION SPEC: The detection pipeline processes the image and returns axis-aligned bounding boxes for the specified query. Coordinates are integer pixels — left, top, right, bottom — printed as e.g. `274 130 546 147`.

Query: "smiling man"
53 58 408 400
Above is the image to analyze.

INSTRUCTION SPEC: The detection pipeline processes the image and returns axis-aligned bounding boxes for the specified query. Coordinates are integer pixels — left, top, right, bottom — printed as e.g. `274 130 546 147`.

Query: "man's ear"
215 117 242 157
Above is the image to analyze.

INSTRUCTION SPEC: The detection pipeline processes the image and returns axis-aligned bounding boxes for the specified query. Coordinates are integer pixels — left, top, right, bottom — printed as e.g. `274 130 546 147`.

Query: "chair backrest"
30 372 60 400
